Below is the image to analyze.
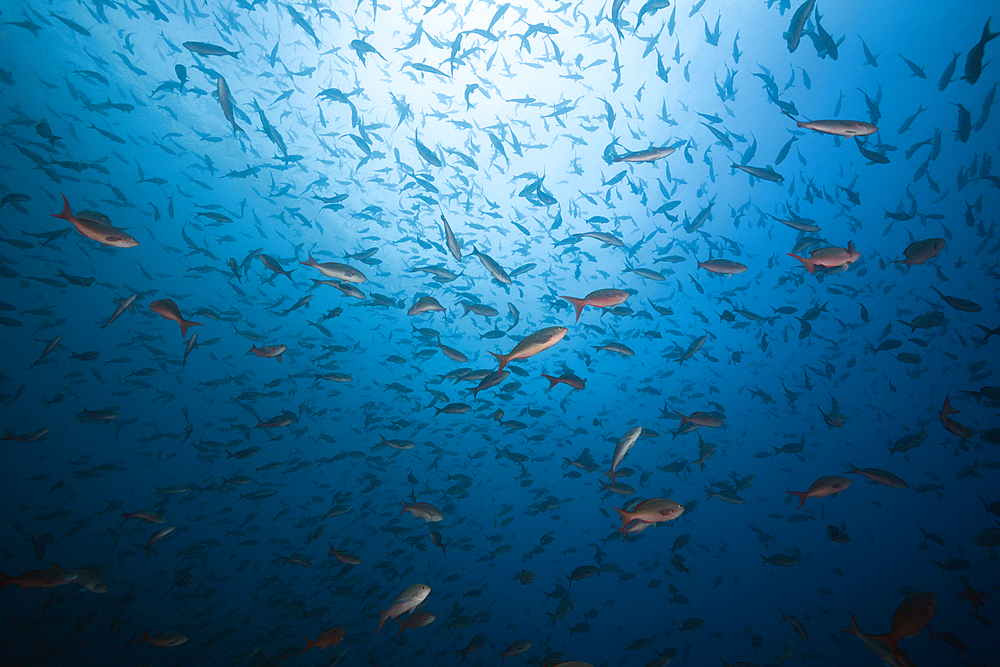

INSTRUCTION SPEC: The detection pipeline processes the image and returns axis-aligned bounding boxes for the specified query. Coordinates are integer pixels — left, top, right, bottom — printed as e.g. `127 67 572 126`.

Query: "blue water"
0 1 997 665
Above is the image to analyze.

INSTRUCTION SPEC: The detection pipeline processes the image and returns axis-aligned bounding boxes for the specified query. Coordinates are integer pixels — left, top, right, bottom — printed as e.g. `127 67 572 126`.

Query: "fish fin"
838 611 861 635
178 319 203 340
786 488 808 509
50 194 74 222
488 350 508 371
787 253 814 273
559 295 586 321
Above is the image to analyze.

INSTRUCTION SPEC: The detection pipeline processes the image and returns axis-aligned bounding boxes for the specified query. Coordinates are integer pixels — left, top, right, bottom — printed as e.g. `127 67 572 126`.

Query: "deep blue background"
0 1 997 666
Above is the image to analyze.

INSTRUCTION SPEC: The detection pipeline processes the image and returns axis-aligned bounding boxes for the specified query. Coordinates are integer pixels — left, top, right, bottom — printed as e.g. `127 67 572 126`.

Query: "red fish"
50 194 139 247
788 242 860 274
786 475 851 508
150 299 203 339
301 625 346 650
540 373 586 391
559 289 630 321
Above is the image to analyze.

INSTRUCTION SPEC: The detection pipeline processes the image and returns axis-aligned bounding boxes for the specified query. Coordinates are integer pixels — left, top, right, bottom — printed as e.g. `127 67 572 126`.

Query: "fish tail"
540 374 558 390
786 488 808 509
787 253 814 273
178 319 203 340
559 295 585 321
50 194 75 222
396 618 405 636
376 611 388 635
488 350 508 372
983 17 999 44
612 506 631 531
838 611 861 636
0 571 11 587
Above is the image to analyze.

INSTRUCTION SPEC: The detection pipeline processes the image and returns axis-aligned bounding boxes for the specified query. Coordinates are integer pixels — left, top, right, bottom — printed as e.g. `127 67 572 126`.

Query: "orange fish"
613 497 684 532
150 299 203 339
301 625 346 650
541 373 586 391
559 288 630 321
0 567 77 589
787 241 860 274
50 194 139 247
786 475 851 508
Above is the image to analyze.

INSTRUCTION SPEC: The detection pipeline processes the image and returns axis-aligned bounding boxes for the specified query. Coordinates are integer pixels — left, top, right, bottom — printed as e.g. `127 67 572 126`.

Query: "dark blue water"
0 1 997 666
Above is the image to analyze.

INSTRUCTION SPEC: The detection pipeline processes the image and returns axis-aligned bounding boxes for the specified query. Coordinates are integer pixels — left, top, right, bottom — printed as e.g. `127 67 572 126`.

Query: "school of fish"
0 0 998 666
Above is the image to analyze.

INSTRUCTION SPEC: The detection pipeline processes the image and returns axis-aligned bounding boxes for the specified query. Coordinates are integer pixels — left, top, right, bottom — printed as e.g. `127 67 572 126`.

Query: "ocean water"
0 0 997 665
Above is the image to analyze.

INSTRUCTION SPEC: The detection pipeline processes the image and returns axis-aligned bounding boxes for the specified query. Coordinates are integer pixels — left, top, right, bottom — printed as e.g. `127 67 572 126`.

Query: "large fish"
490 326 567 371
299 252 367 283
793 118 878 137
963 18 998 84
782 0 816 53
559 289 630 321
149 299 203 339
50 195 138 248
786 475 851 508
787 242 861 273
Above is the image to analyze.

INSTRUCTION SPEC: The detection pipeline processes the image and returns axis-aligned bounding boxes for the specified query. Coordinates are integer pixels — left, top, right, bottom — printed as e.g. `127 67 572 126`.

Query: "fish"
612 146 675 163
607 426 642 484
471 247 511 284
299 252 367 283
50 195 138 248
892 238 945 266
963 18 998 84
183 41 240 58
246 344 287 362
786 475 852 508
844 463 909 489
614 498 684 533
697 257 748 275
149 299 203 339
783 0 817 53
216 75 243 136
559 289 630 321
787 242 861 273
490 327 567 372
793 118 878 137
377 584 431 635
730 163 784 183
